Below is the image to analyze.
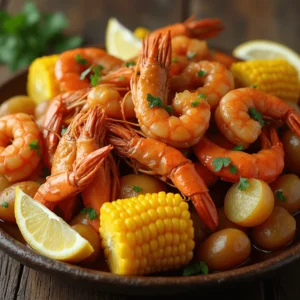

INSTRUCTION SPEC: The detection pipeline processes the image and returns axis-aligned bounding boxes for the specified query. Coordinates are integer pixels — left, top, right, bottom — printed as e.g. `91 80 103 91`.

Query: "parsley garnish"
198 93 207 101
1 202 8 208
249 107 265 127
80 66 92 80
119 75 125 81
183 261 208 276
133 186 142 193
232 145 244 151
191 100 200 107
146 93 173 114
61 126 67 135
212 157 231 172
80 207 98 220
75 54 87 65
251 84 257 89
29 139 41 157
229 165 237 174
275 190 286 202
172 57 178 63
80 64 104 86
187 52 196 60
125 61 136 67
237 177 250 191
197 70 207 77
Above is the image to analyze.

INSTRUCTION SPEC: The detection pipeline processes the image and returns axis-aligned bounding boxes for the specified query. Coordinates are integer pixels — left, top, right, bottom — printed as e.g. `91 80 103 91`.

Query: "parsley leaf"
119 75 125 81
29 139 41 157
75 54 87 65
197 93 207 101
164 105 174 114
80 66 92 80
125 61 136 67
197 70 207 77
249 107 265 127
212 157 231 172
229 165 237 174
232 145 244 151
90 74 99 86
275 190 286 202
172 57 178 63
251 84 257 89
80 207 98 220
61 126 67 135
183 261 209 276
146 93 173 114
187 52 196 60
1 201 8 208
133 186 142 193
191 100 200 107
237 177 250 191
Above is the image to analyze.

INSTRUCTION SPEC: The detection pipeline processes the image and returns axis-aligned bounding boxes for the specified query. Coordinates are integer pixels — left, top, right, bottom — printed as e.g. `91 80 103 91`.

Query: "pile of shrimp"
1 15 300 271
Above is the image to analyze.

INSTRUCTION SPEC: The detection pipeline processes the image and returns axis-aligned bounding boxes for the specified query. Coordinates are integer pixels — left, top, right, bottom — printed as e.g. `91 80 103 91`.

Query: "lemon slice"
233 40 300 78
14 187 94 262
105 17 142 61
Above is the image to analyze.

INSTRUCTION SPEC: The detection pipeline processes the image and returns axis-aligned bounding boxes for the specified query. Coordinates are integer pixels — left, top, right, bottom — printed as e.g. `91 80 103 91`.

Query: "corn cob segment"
230 59 300 103
100 192 195 275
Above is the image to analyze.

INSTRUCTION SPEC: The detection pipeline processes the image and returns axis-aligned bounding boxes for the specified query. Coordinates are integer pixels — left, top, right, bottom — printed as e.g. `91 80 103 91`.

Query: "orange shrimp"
55 48 123 92
0 113 42 183
106 122 218 232
193 126 284 183
131 32 211 148
149 15 223 41
215 88 300 148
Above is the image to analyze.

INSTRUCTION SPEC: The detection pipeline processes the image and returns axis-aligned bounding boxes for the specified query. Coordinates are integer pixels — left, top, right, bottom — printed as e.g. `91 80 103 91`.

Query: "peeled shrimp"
131 32 211 148
215 88 300 148
0 113 42 182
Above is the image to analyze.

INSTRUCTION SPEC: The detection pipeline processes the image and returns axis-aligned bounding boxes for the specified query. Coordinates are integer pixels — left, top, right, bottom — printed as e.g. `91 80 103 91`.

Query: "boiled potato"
69 212 89 226
118 173 168 199
224 179 274 227
0 95 35 117
282 129 300 175
196 228 251 271
251 207 296 251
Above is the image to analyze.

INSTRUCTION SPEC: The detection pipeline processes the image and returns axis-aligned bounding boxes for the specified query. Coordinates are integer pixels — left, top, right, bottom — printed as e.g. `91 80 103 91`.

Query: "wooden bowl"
1 70 300 295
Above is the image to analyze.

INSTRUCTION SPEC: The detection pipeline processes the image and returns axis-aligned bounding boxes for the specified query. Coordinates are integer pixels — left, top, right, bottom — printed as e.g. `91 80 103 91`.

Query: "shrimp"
170 60 235 110
0 113 42 183
193 126 284 183
106 122 218 232
55 48 123 92
214 88 300 148
131 32 211 148
149 15 223 41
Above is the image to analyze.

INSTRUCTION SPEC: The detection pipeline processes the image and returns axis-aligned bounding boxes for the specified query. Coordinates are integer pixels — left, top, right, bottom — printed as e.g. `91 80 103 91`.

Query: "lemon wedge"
14 187 94 262
233 40 300 79
105 17 142 61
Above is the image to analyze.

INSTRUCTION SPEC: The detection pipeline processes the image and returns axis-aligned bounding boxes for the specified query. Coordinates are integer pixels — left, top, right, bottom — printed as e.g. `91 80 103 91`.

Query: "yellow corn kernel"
133 26 150 40
99 192 194 275
230 59 300 103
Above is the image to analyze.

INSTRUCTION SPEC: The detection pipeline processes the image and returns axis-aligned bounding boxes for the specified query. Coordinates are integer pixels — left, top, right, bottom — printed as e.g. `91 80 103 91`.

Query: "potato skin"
282 129 300 175
0 95 36 117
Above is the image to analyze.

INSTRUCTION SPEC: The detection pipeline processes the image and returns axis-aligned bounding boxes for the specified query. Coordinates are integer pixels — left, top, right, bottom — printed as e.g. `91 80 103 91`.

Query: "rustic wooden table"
1 0 300 299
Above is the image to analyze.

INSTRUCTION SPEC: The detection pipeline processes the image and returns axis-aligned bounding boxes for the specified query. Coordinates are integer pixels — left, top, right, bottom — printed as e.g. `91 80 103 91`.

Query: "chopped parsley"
146 93 173 114
61 126 67 135
191 100 200 107
198 93 207 101
232 145 244 151
80 64 104 86
197 70 207 77
172 57 178 63
1 202 8 208
251 84 257 89
125 61 136 67
29 139 41 157
119 74 125 81
229 165 237 174
187 52 196 60
237 177 250 191
133 186 142 193
183 261 208 276
80 207 98 220
249 107 265 127
80 66 92 80
75 54 88 65
212 157 231 172
275 190 286 202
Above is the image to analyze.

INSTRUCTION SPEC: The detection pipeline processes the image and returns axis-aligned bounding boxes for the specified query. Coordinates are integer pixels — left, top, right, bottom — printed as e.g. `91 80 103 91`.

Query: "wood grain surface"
1 0 300 299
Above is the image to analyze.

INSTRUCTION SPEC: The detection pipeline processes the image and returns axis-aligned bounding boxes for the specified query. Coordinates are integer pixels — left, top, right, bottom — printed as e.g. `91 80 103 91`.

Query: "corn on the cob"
100 192 195 275
230 59 300 103
27 54 60 104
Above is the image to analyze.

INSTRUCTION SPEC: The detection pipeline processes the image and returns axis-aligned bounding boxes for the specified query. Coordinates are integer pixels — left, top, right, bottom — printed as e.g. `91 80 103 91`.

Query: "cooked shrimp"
0 113 42 183
193 126 284 183
106 122 218 232
149 15 223 41
170 60 235 110
55 47 123 92
131 32 211 148
215 88 300 148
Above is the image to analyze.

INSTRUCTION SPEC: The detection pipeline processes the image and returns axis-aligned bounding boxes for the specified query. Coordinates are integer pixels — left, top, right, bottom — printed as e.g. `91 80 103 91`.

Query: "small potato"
282 129 300 175
196 228 251 271
251 207 296 251
194 162 218 188
0 181 39 223
270 174 300 214
224 179 274 227
118 173 168 199
217 207 248 234
0 95 36 117
72 224 101 265
69 212 89 226
34 100 49 120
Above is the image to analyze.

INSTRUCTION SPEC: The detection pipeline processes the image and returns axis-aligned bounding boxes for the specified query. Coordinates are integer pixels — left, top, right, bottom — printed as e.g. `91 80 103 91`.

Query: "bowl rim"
1 68 300 294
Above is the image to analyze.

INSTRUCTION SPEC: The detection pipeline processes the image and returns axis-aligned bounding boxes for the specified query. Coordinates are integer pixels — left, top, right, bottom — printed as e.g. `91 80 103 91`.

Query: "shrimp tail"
286 110 300 136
